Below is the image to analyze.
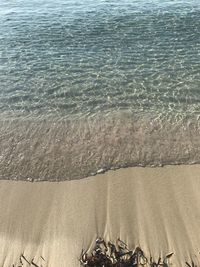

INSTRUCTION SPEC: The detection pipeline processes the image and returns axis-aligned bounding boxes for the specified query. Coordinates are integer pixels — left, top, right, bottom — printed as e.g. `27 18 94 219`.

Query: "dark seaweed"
80 238 174 267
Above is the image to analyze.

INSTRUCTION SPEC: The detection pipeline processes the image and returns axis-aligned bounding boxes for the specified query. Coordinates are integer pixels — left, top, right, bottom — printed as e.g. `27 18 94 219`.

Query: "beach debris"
21 254 30 265
80 239 177 267
80 238 149 267
96 168 106 174
40 256 45 262
31 258 40 267
165 253 174 259
9 245 200 267
186 261 198 267
19 256 23 266
150 252 173 267
90 168 107 176
12 255 45 267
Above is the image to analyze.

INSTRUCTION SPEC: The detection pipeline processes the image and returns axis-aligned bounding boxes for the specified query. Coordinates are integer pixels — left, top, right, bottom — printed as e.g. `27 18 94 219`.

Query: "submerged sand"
0 165 200 267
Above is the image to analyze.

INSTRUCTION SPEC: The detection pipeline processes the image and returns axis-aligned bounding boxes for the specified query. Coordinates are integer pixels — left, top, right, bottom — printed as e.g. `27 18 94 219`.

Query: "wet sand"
1 115 200 181
0 165 200 267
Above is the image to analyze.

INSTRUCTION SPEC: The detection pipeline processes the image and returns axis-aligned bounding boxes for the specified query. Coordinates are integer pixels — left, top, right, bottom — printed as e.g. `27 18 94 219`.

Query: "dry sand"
0 165 200 267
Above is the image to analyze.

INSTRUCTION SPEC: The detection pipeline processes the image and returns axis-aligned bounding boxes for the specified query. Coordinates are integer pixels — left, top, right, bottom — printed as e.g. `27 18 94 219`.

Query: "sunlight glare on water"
0 0 200 180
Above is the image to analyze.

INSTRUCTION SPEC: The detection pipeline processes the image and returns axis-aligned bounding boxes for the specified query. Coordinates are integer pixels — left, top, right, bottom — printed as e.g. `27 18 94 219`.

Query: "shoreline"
10 163 200 182
0 165 200 266
1 114 200 181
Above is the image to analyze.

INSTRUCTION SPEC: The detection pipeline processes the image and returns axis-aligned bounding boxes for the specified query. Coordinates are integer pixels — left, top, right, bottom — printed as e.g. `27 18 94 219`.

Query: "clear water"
0 0 200 180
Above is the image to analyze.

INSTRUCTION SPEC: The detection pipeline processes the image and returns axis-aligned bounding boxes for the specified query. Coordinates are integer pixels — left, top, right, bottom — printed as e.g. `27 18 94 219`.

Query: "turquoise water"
0 0 200 180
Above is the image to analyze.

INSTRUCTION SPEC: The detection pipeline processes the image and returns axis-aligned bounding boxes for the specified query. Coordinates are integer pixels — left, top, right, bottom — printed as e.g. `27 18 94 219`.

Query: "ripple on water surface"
0 0 200 180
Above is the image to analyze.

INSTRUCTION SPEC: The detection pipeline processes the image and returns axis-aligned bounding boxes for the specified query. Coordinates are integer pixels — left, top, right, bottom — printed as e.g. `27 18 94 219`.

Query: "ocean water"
0 0 200 180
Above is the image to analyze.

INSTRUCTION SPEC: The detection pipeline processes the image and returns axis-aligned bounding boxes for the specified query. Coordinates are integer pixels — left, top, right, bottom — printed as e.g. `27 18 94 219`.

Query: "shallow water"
0 0 200 180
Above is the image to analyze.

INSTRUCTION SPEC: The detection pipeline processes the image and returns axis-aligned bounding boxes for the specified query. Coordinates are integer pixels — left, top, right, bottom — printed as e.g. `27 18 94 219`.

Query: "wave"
0 111 200 181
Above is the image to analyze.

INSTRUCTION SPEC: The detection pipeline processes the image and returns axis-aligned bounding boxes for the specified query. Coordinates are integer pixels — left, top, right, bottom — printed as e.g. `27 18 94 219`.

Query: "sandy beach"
1 0 200 266
0 165 200 267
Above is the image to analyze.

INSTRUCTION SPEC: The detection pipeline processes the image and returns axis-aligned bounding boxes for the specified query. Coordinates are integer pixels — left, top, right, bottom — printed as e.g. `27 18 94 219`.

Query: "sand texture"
0 165 200 267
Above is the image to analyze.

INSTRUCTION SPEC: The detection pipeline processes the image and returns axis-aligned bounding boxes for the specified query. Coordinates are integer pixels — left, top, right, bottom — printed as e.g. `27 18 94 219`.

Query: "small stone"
96 168 106 174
